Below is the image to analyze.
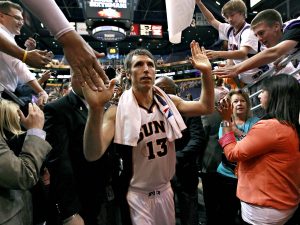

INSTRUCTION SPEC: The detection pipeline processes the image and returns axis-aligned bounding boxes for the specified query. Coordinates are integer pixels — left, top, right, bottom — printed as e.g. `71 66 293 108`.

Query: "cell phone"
32 95 39 104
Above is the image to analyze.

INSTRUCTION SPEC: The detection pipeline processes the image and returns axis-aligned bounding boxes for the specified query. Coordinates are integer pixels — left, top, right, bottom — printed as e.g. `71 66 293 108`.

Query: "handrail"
249 49 300 111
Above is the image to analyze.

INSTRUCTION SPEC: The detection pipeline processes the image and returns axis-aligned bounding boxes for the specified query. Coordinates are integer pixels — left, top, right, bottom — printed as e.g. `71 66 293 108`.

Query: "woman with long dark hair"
218 74 300 225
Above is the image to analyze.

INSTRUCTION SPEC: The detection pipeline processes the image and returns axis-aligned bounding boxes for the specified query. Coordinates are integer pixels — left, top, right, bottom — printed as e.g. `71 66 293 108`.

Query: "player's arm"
173 41 214 116
82 79 116 161
84 106 116 161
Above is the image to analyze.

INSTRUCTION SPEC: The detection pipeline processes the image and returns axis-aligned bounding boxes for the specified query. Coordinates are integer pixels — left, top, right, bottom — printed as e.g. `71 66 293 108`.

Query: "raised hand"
18 103 45 130
216 97 233 121
82 78 116 111
189 40 212 74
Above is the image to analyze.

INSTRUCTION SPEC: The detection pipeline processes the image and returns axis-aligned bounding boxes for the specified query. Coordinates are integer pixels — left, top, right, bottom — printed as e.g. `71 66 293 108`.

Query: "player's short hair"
124 48 156 72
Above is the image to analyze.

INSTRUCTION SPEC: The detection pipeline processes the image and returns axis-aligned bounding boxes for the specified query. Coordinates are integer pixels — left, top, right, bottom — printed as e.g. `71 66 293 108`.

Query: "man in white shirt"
0 1 48 105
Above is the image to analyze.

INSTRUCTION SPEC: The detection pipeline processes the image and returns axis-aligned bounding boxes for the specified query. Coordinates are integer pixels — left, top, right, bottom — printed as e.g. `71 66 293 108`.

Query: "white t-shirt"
219 23 261 84
0 25 35 91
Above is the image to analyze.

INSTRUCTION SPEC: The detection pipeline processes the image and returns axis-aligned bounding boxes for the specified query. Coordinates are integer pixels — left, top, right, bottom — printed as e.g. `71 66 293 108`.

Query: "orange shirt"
224 119 300 210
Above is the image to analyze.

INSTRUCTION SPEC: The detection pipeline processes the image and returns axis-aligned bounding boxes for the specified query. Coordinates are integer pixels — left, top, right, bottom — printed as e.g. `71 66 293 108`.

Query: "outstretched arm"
195 0 221 30
214 40 298 78
82 79 116 161
21 0 109 91
173 40 214 116
0 35 51 68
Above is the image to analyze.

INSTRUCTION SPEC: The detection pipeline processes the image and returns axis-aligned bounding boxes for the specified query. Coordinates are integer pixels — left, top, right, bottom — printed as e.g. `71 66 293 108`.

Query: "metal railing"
242 50 300 112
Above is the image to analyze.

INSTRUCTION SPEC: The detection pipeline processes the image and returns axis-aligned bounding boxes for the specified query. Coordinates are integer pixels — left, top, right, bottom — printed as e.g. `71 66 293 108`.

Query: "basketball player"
82 40 214 225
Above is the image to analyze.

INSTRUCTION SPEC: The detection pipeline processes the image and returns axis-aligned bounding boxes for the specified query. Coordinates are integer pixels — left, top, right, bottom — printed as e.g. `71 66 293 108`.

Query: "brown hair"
0 1 23 14
251 9 283 29
222 0 247 18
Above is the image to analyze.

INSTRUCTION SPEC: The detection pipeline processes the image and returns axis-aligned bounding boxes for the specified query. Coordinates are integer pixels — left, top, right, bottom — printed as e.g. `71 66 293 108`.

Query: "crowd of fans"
0 0 299 225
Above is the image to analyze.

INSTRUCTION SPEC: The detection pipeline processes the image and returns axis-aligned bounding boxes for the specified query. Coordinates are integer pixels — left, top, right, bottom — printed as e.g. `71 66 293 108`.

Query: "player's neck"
133 89 153 110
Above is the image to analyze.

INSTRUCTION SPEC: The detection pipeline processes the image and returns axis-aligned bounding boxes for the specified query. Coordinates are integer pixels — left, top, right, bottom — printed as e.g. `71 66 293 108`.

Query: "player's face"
253 22 280 48
0 8 24 35
128 55 156 92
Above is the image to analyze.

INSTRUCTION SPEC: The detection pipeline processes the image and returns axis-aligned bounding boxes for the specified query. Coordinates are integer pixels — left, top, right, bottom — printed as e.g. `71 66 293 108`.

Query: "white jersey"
219 23 261 84
129 103 176 192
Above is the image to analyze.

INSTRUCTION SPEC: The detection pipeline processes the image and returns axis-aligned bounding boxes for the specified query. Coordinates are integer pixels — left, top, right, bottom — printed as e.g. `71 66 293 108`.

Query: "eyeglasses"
1 12 24 23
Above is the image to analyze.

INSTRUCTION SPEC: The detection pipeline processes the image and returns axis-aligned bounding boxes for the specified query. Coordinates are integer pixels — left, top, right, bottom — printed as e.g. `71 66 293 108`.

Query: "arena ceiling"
14 0 299 57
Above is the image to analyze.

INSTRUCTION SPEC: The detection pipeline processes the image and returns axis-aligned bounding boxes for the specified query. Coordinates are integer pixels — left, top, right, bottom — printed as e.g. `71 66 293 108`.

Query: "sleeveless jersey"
129 103 176 192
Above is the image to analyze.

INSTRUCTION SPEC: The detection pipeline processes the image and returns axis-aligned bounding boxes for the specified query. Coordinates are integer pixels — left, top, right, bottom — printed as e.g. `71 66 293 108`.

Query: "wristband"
219 131 236 148
22 50 28 63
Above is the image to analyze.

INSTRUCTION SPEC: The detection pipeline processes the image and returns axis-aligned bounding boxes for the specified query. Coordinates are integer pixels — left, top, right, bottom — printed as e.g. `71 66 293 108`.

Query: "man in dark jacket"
44 74 120 225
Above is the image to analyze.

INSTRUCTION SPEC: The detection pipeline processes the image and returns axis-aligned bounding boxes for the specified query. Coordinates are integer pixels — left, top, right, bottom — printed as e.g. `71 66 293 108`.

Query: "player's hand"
189 40 211 74
82 78 116 111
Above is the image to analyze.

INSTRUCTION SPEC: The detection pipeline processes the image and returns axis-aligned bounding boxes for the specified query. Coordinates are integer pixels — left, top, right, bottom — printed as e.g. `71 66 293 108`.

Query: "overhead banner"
83 0 132 20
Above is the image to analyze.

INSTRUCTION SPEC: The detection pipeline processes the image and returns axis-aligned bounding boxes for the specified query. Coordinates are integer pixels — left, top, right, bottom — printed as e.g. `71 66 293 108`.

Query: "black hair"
261 74 300 136
124 48 156 72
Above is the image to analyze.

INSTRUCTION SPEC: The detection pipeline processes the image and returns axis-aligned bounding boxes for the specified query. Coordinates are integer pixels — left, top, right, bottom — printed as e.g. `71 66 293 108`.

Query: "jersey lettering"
146 138 168 160
138 120 165 143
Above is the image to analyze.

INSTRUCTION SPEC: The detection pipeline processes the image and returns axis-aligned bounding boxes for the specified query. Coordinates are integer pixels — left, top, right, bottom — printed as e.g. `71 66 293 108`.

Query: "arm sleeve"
176 116 207 163
21 0 74 39
44 104 81 220
0 135 51 189
223 120 277 162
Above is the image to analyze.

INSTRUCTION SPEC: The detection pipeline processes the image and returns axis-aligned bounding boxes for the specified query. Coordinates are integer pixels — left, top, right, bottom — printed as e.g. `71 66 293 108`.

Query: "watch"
220 120 231 127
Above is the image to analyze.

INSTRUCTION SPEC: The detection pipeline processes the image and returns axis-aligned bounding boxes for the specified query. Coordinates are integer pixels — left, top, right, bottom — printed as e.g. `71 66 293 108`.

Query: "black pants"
201 172 243 225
